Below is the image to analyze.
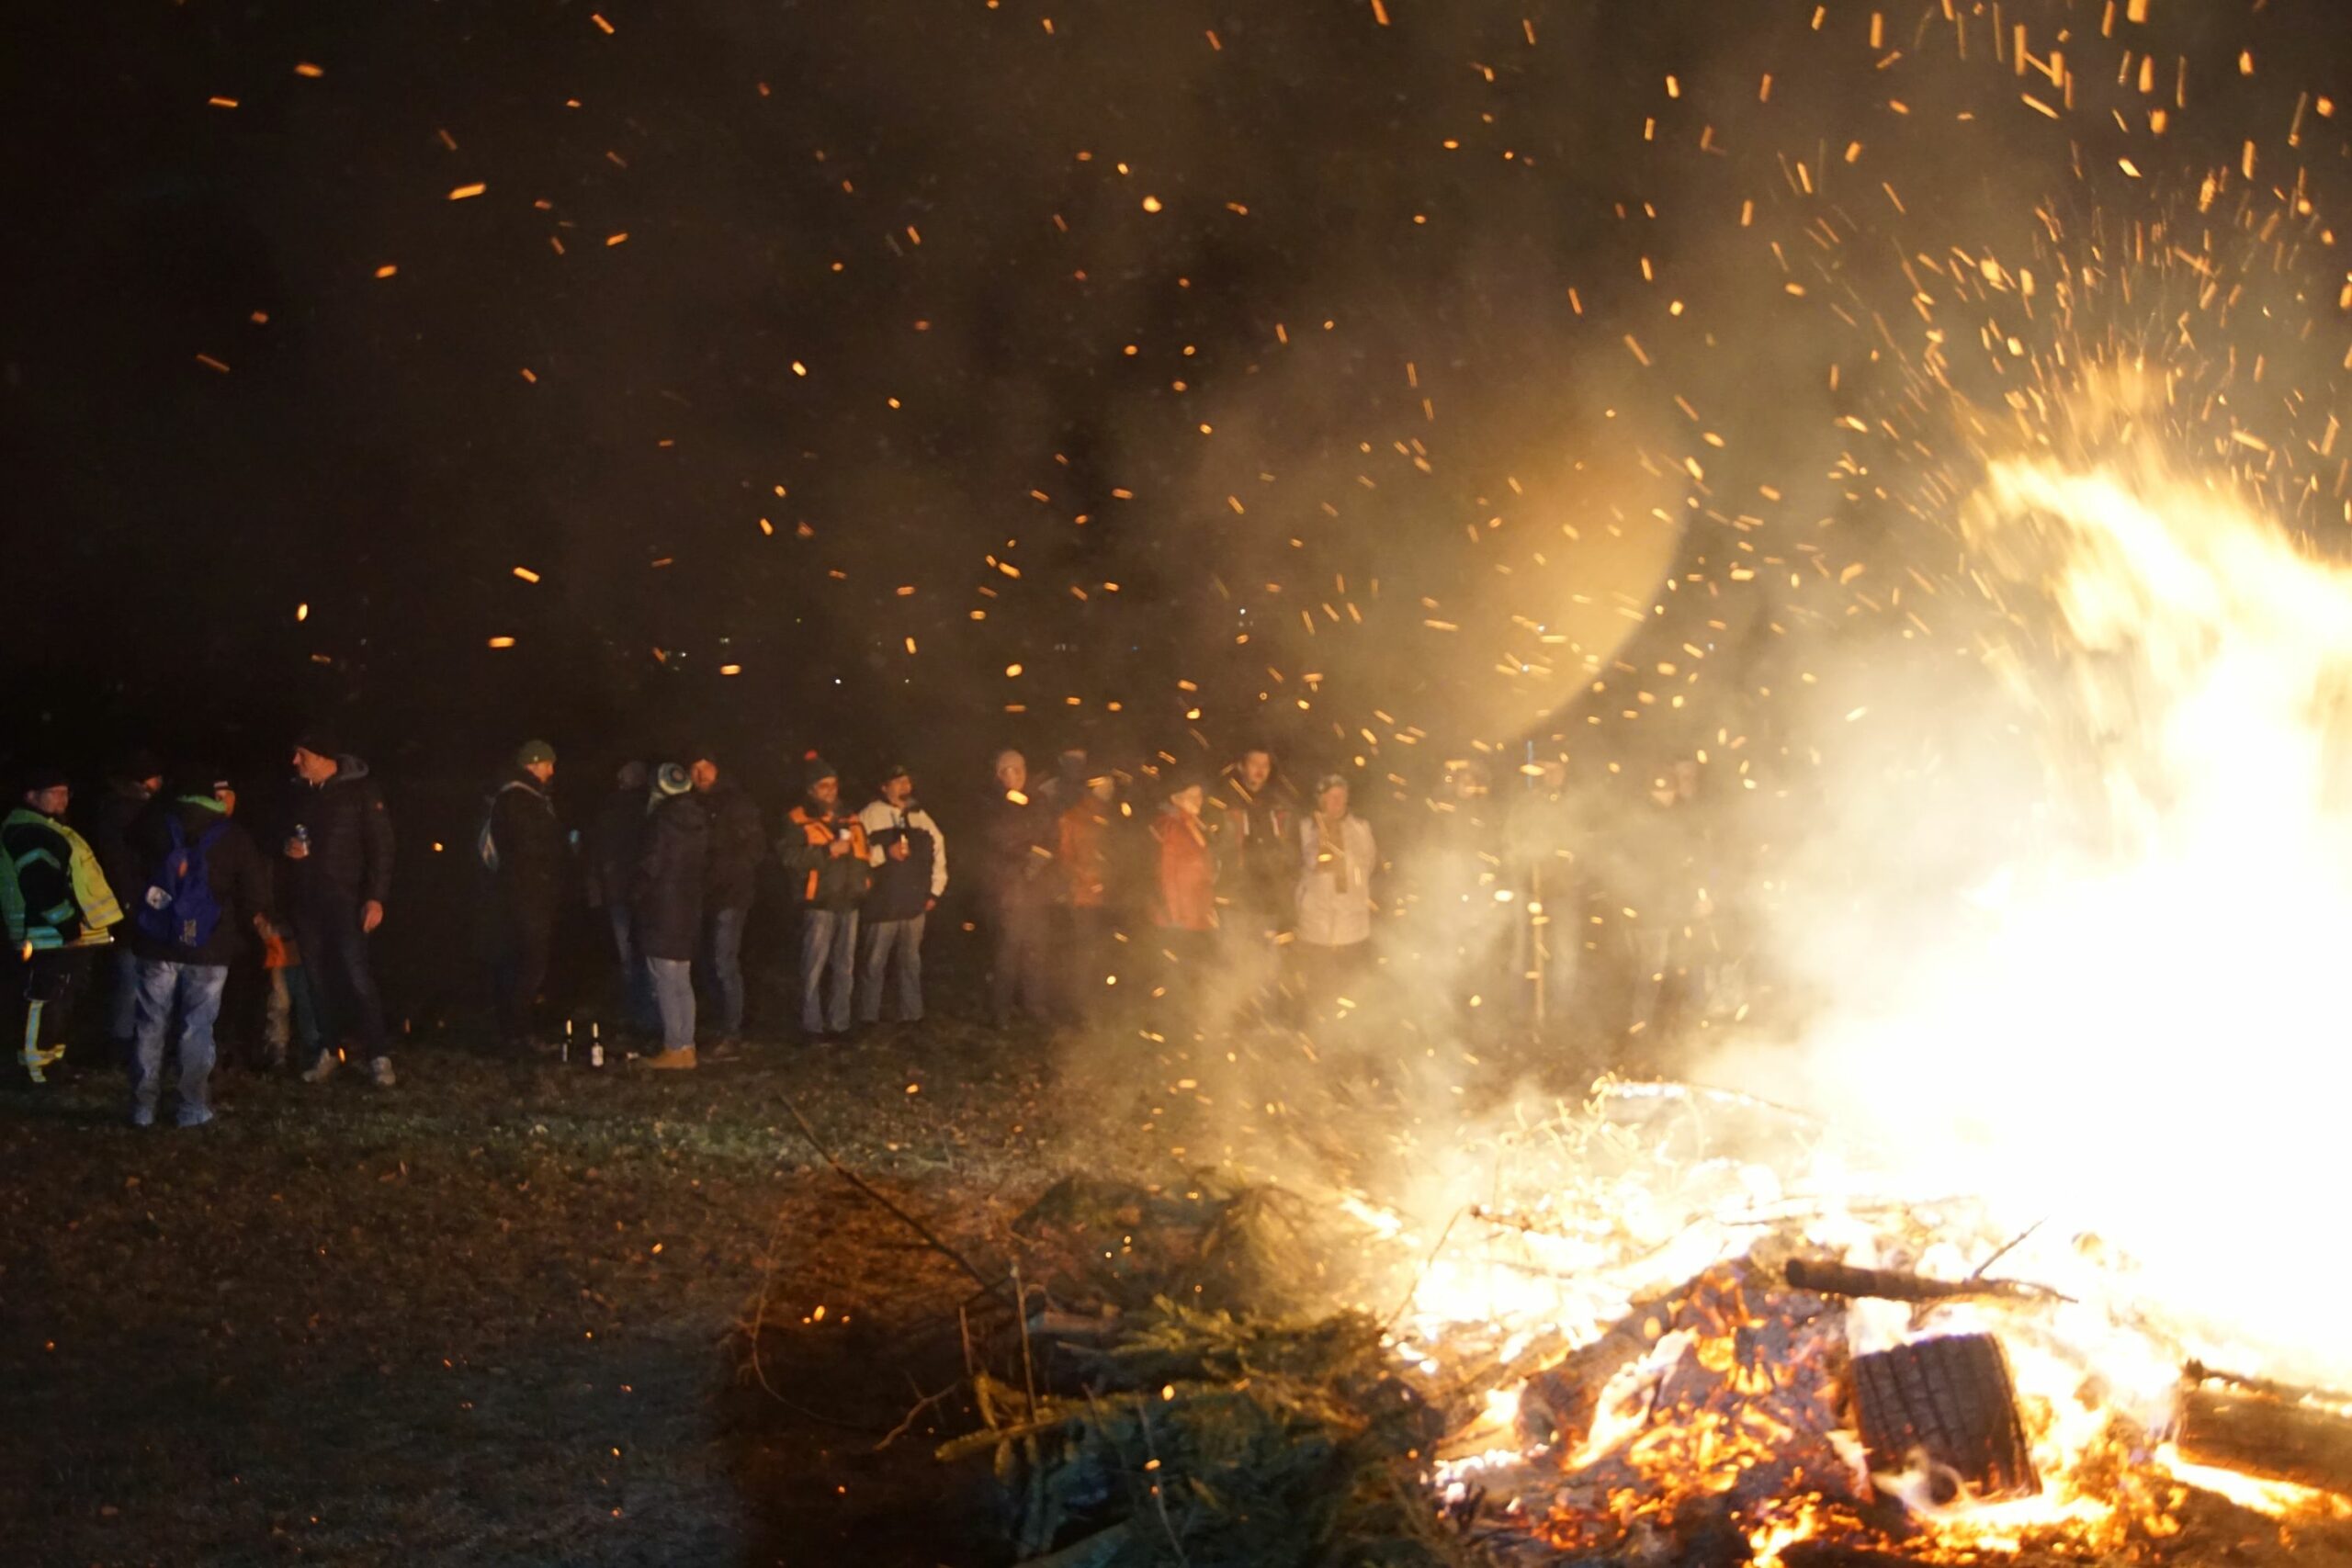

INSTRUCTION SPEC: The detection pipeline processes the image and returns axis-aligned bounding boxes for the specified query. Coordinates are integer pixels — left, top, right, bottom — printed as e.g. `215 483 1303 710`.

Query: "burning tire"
1850 1333 2041 1505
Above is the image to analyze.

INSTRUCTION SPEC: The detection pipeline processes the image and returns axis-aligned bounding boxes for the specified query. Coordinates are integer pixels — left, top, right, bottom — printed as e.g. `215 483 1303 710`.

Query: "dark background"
5 1 2350 1011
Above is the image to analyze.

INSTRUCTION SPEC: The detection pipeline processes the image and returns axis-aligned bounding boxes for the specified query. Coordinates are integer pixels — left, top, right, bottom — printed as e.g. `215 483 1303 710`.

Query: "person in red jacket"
1150 777 1217 1026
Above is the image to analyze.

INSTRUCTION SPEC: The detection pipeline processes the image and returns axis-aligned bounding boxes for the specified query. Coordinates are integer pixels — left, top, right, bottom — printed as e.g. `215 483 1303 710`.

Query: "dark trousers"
1150 926 1219 1033
1064 906 1118 1018
988 896 1054 1025
8 947 90 1063
490 914 553 1044
292 897 390 1059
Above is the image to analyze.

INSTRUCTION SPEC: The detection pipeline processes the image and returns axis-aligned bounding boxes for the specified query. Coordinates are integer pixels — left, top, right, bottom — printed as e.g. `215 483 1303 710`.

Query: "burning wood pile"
944 1082 2352 1566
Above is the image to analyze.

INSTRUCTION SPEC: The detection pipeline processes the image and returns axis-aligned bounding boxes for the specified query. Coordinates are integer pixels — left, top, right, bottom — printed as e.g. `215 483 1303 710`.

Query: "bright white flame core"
1733 454 2352 1388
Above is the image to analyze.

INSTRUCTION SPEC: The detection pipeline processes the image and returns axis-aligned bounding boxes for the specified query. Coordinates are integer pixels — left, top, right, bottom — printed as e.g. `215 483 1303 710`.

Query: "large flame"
1744 446 2352 1392
1362 431 2352 1555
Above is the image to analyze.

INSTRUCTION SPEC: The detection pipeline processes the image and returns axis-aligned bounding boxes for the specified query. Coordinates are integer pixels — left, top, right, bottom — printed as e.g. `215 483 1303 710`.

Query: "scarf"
2 807 123 949
1311 812 1355 888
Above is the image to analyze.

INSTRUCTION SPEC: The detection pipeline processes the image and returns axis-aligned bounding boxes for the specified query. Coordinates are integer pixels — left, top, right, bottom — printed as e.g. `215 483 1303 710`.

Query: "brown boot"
639 1045 697 1070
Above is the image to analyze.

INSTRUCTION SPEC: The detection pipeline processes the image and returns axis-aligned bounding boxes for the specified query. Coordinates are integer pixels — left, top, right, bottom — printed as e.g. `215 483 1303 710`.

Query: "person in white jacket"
1295 773 1376 1010
855 764 948 1025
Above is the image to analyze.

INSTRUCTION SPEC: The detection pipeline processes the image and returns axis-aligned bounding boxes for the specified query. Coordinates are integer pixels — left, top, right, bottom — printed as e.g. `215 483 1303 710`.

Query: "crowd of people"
5 725 1740 1128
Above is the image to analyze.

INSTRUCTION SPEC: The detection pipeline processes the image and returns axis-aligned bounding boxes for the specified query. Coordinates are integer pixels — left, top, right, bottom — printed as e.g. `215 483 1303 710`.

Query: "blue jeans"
646 956 695 1052
799 908 858 1034
130 958 227 1127
703 907 748 1037
606 906 656 1030
858 914 925 1024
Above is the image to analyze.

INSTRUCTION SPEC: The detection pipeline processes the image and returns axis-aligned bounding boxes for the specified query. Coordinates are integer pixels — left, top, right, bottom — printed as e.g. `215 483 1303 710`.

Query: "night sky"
8 1 2351 805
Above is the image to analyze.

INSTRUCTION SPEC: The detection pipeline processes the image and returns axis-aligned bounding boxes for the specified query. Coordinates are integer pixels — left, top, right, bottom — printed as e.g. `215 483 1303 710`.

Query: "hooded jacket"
631 791 709 961
702 784 767 912
484 769 562 924
126 796 270 967
856 795 946 923
284 755 394 910
782 802 870 912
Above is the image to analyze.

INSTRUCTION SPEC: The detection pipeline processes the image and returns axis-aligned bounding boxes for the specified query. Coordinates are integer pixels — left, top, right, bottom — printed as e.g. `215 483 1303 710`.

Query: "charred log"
1785 1258 2065 1306
1850 1333 2041 1504
2177 1387 2352 1497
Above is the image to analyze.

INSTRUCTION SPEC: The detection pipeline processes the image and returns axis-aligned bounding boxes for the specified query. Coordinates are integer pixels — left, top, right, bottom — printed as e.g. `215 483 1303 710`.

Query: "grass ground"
0 1011 1080 1568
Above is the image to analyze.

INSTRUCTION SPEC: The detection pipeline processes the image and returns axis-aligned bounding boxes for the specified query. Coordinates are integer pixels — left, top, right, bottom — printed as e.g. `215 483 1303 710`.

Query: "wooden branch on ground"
1783 1258 2070 1306
2188 1359 2352 1409
873 1379 961 1452
2177 1387 2352 1496
779 1091 1007 1301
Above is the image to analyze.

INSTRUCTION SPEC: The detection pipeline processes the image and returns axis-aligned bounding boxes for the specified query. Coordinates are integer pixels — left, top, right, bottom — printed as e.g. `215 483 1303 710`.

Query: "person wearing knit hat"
854 762 947 1027
285 730 397 1089
121 760 270 1126
6 767 123 1083
634 761 710 1069
482 739 561 1055
782 752 868 1039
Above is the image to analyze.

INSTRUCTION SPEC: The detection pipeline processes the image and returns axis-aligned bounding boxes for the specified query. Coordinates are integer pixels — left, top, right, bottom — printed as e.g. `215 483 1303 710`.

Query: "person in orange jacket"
780 756 868 1040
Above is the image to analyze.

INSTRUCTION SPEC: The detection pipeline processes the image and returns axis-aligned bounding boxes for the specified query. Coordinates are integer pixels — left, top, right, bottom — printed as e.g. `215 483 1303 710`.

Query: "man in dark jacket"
124 767 269 1127
633 764 707 1069
977 749 1056 1028
5 768 124 1081
780 757 867 1039
90 749 162 1055
483 740 562 1054
1217 746 1297 942
691 748 764 1045
854 763 945 1026
585 760 654 1032
282 731 397 1088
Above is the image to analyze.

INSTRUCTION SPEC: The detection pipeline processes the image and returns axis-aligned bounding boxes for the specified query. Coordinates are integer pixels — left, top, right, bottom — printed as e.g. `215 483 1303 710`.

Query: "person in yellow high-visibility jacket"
3 767 123 1080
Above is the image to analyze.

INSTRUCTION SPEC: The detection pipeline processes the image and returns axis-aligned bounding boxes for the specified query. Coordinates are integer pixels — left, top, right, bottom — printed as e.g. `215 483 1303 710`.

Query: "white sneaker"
369 1055 397 1089
301 1053 338 1084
